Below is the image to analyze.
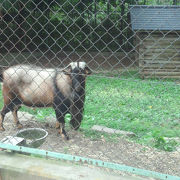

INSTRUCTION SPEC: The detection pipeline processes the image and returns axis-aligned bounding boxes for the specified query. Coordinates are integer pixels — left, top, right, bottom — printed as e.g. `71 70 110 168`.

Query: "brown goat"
0 62 91 140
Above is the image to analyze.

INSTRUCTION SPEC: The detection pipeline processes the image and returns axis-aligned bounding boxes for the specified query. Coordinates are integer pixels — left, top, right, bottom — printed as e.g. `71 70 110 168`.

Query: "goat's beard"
72 88 84 102
71 77 85 101
74 81 81 92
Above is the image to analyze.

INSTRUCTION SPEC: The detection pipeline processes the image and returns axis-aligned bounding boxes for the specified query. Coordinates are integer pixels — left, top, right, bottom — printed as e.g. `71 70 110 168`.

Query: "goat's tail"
0 66 8 82
0 73 3 82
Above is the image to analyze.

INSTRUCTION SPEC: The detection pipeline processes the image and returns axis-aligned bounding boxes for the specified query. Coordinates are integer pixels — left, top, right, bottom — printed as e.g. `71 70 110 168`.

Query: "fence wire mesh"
0 0 180 178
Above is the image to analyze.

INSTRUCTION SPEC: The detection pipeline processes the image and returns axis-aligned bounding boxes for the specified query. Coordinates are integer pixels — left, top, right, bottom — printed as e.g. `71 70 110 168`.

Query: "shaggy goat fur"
0 62 91 140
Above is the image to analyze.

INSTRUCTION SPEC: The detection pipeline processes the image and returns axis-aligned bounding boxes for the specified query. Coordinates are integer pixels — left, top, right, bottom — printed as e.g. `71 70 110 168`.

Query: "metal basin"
16 128 48 148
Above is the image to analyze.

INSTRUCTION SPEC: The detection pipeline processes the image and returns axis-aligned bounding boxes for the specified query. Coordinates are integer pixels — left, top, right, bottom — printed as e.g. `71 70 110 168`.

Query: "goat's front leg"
55 121 60 129
54 110 69 140
70 100 84 130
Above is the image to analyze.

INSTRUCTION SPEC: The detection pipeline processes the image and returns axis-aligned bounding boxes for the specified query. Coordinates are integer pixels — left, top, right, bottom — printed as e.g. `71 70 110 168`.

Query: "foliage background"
0 0 180 54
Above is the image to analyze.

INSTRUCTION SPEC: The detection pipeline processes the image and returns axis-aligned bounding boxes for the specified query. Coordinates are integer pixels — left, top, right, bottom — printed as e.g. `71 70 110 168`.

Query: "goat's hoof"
17 123 23 129
58 130 69 140
0 127 5 131
55 122 60 129
64 134 69 140
61 134 69 140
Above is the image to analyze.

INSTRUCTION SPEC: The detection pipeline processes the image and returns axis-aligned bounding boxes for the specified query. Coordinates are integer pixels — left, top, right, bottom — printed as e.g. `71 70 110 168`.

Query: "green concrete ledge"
0 151 146 180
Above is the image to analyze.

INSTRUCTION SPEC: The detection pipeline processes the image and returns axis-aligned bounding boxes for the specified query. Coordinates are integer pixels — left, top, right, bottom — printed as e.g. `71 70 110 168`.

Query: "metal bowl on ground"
15 128 48 148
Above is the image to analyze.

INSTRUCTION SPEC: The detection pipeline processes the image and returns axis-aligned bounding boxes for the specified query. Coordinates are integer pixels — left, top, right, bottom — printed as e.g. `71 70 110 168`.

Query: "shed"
130 5 180 79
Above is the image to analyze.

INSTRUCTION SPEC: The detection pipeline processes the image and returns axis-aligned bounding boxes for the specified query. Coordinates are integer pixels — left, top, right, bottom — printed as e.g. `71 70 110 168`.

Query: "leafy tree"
0 0 179 53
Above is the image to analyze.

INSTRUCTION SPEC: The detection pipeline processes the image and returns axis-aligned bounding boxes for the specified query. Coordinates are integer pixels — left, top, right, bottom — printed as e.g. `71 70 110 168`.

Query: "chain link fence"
0 0 180 178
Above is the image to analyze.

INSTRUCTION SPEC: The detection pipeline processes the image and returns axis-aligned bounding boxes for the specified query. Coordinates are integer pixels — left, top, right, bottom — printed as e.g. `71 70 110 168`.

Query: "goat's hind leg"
0 103 15 131
55 121 60 129
12 106 23 129
0 97 22 131
0 106 10 131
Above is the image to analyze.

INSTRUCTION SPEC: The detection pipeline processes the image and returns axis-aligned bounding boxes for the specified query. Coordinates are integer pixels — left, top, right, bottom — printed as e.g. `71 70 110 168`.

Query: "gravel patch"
0 111 179 178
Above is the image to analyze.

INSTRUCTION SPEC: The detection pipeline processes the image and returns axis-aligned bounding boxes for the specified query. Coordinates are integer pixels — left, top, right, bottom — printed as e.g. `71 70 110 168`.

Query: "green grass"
0 72 180 151
83 75 180 150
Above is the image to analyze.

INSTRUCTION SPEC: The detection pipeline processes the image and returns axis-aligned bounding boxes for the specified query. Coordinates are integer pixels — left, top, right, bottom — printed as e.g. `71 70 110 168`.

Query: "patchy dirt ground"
0 112 180 178
0 51 137 72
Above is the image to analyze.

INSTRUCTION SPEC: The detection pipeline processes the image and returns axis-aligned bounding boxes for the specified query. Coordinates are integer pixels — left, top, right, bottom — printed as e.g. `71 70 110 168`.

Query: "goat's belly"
19 86 54 107
23 101 53 108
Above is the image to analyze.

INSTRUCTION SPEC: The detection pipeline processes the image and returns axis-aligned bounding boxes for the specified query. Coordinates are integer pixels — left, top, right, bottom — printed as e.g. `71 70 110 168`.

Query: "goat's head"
63 62 92 93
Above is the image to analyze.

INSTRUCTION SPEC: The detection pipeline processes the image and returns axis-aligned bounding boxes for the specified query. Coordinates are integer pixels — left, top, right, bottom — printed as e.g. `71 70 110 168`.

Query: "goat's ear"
85 66 92 75
63 65 72 75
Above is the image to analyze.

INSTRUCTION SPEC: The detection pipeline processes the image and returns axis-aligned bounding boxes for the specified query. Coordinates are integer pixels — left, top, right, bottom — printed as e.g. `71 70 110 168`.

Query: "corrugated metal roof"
130 5 180 31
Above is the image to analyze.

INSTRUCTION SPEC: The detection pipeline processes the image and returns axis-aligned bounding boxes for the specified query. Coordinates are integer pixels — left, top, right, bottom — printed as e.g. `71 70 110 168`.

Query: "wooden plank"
142 45 180 49
140 56 180 60
142 43 180 48
140 34 180 39
142 71 180 76
143 60 180 64
140 52 180 58
138 46 179 51
140 62 180 66
142 69 180 72
142 65 180 69
143 41 180 46
140 48 180 53
143 37 180 41
141 65 180 69
142 61 180 65
143 75 180 79
141 38 180 44
143 36 180 40
135 34 141 64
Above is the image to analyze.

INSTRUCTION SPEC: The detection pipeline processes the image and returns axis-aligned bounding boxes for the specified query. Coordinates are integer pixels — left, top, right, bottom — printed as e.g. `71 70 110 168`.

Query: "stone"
164 137 180 143
176 146 180 152
164 137 180 152
5 111 35 122
91 125 136 137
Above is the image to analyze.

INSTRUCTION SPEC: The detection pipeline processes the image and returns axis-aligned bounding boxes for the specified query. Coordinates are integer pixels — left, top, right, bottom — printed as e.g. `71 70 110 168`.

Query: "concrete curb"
0 151 145 180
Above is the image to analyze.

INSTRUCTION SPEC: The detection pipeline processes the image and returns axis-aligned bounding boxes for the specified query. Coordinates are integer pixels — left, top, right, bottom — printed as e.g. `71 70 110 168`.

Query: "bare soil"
0 51 137 71
0 112 179 178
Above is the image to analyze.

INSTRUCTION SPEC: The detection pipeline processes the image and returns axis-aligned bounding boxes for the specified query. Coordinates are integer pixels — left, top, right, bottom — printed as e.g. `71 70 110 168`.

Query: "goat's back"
2 65 72 106
3 65 54 85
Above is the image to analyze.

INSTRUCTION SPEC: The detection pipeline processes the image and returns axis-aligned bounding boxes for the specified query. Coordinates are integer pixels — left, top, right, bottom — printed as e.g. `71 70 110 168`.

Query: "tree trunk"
16 1 26 51
119 0 125 48
173 0 177 5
